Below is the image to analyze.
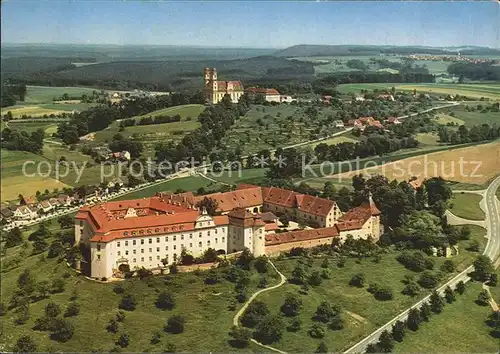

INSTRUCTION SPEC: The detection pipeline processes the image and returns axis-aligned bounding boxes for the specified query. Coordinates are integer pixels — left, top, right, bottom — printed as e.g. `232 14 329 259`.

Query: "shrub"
45 302 61 318
165 315 185 334
314 301 340 323
254 256 269 273
107 319 119 333
241 300 269 328
396 250 434 272
156 291 175 310
115 310 126 322
119 294 136 311
113 284 125 294
253 315 284 344
477 290 491 306
321 258 329 268
407 308 421 331
51 278 66 294
280 293 302 317
50 319 74 342
13 335 37 353
308 323 326 338
455 281 466 295
204 269 220 285
116 333 129 348
418 271 438 289
308 271 323 286
228 326 252 348
349 273 365 287
258 276 268 289
402 282 420 296
287 317 301 332
430 291 445 313
392 320 406 342
444 286 456 303
150 331 161 345
440 260 455 273
64 302 80 317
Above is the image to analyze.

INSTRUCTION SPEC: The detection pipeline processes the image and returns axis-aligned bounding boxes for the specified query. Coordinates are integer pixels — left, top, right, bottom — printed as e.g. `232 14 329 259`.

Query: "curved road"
344 175 500 353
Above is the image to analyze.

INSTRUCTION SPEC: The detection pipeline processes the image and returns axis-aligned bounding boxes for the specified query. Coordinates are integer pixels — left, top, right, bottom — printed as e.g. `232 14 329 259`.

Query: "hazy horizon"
2 1 499 48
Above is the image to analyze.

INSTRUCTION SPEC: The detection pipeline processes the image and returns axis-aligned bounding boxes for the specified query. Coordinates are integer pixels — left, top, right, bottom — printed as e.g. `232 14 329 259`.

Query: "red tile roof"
228 208 266 227
336 199 380 231
195 187 263 213
261 186 335 217
245 87 280 96
265 227 339 246
217 80 244 92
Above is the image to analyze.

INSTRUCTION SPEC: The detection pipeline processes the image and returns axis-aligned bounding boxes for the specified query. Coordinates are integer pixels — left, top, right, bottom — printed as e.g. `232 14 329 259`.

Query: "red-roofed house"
386 117 402 125
245 87 281 103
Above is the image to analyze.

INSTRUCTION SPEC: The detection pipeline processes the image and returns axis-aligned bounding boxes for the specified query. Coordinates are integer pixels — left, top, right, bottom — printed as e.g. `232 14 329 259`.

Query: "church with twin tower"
204 67 244 104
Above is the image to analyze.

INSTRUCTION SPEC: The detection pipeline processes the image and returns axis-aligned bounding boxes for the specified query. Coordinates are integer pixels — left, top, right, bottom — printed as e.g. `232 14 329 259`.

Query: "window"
133 258 136 263
117 251 121 256
208 231 210 236
165 246 169 251
97 244 101 251
117 242 121 247
173 236 177 241
189 233 193 239
181 235 184 240
165 236 169 242
156 247 160 252
173 245 176 250
198 242 202 247
189 243 192 248
207 241 211 247
149 248 152 253
133 249 136 254
199 232 202 238
157 255 160 260
125 250 129 255
141 257 144 262
141 239 144 245
149 238 152 244
156 237 160 243
215 229 218 234
215 238 218 243
141 249 144 254
125 241 128 246
149 256 152 261
97 255 101 260
222 237 225 242
133 240 136 246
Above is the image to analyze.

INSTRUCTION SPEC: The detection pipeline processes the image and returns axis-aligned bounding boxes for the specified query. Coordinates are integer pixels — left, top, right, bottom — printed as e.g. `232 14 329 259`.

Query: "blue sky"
2 1 499 48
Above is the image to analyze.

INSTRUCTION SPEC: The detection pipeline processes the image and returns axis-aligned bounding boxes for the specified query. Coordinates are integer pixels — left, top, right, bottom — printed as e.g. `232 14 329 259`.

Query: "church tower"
211 68 218 93
204 67 211 86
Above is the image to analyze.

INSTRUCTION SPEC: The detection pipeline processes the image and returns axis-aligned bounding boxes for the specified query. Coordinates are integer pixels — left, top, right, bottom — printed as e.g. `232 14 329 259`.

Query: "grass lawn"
394 280 498 353
308 135 358 149
24 86 99 104
435 113 465 125
449 193 485 220
415 133 440 146
205 168 268 186
7 121 60 134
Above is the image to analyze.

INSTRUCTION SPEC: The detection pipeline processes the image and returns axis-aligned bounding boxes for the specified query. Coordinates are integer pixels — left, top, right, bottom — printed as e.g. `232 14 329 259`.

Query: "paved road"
344 175 500 354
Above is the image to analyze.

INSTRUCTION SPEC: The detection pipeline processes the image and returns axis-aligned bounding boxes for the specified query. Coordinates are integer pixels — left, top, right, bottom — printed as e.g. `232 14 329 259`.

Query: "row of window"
114 229 226 247
115 237 226 256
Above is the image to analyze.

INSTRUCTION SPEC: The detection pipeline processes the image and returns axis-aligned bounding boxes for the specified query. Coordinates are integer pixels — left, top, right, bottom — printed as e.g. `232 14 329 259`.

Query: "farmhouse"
76 184 382 279
204 68 244 104
245 87 282 103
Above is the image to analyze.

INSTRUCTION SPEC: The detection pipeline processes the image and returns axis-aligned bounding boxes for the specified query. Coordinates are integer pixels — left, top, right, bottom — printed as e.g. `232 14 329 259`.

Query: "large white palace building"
75 185 381 279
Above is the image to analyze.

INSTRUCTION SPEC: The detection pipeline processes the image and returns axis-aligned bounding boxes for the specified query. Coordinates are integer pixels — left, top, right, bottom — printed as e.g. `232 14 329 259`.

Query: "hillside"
3 56 314 91
274 44 500 58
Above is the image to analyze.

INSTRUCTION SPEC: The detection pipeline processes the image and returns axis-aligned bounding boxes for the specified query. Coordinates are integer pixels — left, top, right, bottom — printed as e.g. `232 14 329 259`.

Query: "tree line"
2 127 45 154
448 62 500 81
120 114 183 128
438 123 500 145
1 83 27 107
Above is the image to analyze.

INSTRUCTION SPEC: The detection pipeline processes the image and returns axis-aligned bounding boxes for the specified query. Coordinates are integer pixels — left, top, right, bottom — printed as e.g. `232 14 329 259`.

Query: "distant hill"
2 56 314 91
273 44 500 57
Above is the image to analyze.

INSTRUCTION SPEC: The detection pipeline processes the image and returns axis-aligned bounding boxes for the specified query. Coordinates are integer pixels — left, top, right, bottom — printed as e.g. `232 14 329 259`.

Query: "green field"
394 280 498 353
435 113 465 125
415 133 440 146
336 83 500 100
7 121 59 134
449 193 485 220
24 86 100 104
205 168 268 186
446 104 500 126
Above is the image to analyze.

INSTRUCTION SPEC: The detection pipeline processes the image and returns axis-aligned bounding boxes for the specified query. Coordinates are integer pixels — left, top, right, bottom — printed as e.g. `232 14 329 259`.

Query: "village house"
38 200 55 213
386 117 402 125
245 87 282 103
20 195 36 206
333 120 345 128
377 94 395 101
14 205 38 220
57 194 73 207
109 151 131 161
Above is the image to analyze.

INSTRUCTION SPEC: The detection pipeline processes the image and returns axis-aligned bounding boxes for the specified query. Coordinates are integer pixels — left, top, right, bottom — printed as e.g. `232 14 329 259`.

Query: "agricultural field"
93 104 204 157
7 121 58 134
256 224 486 353
449 193 485 220
394 281 498 353
435 113 465 126
307 135 359 149
415 133 440 147
23 86 100 104
0 149 71 202
334 140 500 185
443 104 500 126
337 83 500 100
